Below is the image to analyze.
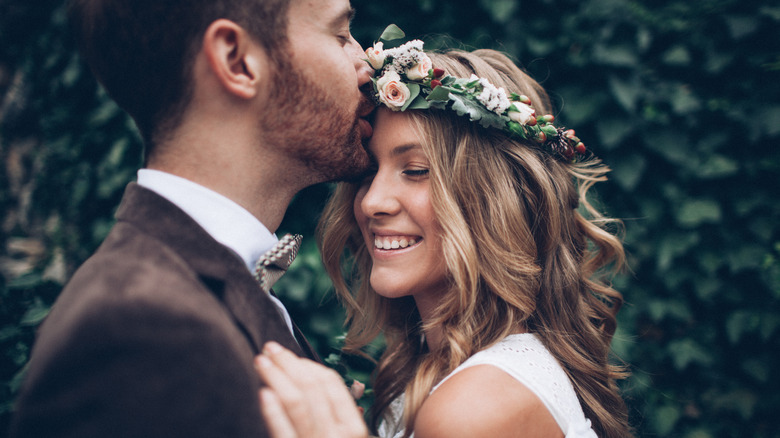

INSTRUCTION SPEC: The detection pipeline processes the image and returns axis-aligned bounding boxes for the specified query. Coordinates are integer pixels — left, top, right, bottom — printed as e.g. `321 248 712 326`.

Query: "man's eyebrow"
347 6 356 25
329 5 356 29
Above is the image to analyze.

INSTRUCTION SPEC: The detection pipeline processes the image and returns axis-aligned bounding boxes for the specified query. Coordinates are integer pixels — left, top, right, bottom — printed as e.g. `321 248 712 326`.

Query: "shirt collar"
136 169 277 271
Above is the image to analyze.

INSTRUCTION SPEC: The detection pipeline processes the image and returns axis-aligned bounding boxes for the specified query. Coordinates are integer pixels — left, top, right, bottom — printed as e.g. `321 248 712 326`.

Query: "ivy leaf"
668 338 714 370
0 327 21 342
608 75 641 112
695 154 739 179
478 0 517 24
726 311 760 344
379 24 405 41
611 153 646 191
652 404 681 436
675 199 722 228
20 300 50 326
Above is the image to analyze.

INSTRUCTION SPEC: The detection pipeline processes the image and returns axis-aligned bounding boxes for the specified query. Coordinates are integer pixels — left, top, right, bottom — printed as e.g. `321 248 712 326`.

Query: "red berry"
575 142 586 154
431 79 442 89
433 68 445 78
564 129 576 139
535 131 547 142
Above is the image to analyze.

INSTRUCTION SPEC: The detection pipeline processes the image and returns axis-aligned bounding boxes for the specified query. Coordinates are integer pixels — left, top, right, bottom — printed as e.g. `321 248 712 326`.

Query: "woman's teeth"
374 237 417 250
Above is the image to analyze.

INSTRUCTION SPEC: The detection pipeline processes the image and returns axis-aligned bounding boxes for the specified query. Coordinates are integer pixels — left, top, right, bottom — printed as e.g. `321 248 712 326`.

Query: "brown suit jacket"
10 183 316 437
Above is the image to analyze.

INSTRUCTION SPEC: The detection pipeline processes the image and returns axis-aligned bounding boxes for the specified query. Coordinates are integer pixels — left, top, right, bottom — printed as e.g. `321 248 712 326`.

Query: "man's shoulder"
37 218 232 347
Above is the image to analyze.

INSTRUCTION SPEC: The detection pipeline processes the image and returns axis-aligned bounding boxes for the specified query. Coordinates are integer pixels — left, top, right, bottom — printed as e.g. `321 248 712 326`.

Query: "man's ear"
202 19 265 99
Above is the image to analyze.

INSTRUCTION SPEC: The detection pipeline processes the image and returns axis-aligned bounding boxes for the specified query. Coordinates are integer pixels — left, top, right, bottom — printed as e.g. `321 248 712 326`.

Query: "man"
10 0 373 436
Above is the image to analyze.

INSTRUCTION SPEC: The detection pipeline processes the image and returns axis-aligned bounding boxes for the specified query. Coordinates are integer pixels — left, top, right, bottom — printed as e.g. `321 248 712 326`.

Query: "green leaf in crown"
365 25 590 162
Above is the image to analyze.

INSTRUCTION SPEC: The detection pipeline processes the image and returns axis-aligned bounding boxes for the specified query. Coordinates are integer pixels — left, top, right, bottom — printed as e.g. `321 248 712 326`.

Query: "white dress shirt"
136 169 296 337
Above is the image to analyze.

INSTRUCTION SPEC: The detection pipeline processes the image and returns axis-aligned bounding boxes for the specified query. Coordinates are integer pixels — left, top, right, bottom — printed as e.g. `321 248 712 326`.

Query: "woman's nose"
359 175 401 218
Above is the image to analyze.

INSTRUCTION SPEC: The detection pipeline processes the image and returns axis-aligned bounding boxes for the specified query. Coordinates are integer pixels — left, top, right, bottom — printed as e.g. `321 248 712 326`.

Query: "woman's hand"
254 342 369 438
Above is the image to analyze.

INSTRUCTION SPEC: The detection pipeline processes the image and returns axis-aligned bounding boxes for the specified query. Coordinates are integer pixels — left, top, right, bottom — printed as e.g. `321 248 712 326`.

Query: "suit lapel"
114 183 305 357
291 321 320 362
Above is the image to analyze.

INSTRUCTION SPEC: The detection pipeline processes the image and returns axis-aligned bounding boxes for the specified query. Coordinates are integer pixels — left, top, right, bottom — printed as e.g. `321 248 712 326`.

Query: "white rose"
508 101 537 125
365 42 386 70
377 71 410 110
405 53 433 81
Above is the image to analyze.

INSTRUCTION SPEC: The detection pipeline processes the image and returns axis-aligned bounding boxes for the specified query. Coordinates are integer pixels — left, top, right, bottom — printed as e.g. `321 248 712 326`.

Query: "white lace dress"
377 333 597 438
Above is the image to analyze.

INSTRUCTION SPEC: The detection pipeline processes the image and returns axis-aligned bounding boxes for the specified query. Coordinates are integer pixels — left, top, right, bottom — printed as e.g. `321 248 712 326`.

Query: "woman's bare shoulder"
413 364 563 438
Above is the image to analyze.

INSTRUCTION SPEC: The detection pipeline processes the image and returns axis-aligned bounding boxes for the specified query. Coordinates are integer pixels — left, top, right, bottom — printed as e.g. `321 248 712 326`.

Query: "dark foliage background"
1 0 778 436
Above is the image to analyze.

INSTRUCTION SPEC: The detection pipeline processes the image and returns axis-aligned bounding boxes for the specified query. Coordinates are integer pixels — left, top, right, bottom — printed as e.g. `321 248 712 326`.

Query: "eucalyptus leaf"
401 83 420 111
379 24 405 41
406 95 431 110
448 94 507 130
427 85 451 102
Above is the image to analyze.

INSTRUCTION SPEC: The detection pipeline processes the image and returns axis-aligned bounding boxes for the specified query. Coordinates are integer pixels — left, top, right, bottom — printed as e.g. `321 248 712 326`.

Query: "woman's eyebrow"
390 143 420 157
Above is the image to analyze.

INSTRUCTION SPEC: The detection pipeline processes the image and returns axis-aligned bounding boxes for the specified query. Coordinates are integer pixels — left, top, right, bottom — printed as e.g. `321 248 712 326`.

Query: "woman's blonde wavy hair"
318 49 631 438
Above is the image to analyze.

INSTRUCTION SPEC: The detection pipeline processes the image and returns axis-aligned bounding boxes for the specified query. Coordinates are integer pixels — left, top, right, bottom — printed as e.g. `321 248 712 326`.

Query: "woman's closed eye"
402 168 430 178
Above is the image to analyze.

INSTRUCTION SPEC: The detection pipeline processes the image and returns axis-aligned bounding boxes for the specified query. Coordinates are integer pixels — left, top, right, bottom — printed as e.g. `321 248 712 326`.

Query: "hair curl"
318 49 631 438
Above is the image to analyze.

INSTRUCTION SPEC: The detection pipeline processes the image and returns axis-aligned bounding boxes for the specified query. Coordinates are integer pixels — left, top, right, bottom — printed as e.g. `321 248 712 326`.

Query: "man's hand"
254 342 369 438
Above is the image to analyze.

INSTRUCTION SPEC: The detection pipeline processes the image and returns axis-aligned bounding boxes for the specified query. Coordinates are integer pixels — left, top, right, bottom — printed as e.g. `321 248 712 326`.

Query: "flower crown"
366 25 589 162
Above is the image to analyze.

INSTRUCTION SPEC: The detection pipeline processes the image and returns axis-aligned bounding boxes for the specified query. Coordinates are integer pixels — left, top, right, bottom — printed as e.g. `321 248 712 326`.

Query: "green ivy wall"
1 0 778 436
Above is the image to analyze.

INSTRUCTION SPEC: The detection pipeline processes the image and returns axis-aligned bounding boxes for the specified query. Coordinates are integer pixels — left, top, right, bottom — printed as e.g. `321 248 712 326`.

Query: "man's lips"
359 118 373 139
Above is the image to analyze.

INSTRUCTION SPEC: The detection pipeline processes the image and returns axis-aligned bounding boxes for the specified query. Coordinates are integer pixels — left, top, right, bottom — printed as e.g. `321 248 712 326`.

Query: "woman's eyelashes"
402 168 430 178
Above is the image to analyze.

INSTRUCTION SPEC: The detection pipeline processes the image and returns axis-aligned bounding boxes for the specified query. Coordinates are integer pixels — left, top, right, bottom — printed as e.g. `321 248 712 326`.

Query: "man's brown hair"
68 0 292 149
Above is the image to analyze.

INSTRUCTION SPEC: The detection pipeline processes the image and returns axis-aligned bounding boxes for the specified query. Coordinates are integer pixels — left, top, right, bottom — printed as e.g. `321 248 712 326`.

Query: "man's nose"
349 36 374 86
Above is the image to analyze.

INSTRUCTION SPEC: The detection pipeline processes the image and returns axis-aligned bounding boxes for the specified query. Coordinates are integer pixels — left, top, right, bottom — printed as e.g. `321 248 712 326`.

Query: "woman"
256 35 631 438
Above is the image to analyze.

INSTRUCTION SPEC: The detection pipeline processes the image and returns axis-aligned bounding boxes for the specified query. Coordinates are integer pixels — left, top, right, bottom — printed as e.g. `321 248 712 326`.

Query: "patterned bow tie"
252 233 302 294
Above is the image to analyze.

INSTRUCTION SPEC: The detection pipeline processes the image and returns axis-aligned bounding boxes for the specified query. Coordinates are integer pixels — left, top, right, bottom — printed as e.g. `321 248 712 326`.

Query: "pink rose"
365 42 386 70
377 71 410 110
405 53 433 81
508 101 537 126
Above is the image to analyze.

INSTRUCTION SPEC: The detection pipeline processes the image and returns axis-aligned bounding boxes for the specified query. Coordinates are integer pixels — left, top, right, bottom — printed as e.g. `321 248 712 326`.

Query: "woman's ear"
201 19 266 99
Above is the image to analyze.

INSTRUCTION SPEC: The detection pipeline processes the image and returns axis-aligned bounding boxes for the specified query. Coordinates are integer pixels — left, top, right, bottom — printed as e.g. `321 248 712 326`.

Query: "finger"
259 388 298 438
254 355 316 434
350 380 365 400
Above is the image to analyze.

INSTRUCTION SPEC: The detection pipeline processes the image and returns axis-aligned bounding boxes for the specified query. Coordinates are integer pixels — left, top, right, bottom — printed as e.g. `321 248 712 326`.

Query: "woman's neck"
413 293 445 351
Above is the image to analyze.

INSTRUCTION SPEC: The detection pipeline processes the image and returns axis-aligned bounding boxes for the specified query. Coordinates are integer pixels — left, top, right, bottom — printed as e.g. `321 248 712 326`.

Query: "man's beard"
260 58 372 183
